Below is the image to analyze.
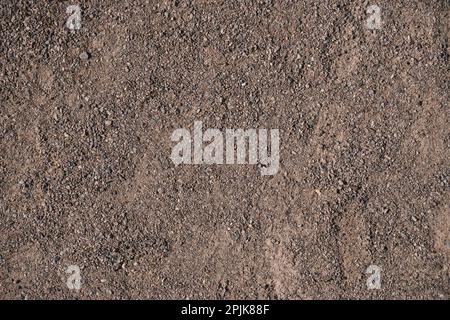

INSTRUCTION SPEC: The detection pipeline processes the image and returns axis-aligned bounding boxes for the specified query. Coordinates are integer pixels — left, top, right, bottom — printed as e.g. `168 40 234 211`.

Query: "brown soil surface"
0 0 449 299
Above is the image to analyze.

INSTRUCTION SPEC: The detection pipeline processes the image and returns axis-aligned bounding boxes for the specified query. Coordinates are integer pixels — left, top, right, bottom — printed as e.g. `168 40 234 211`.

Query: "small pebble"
79 51 90 61
445 240 450 249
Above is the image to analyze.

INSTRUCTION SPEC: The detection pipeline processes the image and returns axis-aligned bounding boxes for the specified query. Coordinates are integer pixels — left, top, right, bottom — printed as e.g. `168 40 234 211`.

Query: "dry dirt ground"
0 0 449 299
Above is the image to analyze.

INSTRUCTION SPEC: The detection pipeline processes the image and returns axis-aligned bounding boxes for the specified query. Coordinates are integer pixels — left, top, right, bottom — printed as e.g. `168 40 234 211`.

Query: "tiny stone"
79 51 90 61
445 240 450 248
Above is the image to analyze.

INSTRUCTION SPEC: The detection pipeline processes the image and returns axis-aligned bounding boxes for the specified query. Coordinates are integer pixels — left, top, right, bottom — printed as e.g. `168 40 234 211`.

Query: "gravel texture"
0 0 449 299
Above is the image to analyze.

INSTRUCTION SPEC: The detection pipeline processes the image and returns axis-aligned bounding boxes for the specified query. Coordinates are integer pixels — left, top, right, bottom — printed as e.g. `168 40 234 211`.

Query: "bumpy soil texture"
0 0 449 300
